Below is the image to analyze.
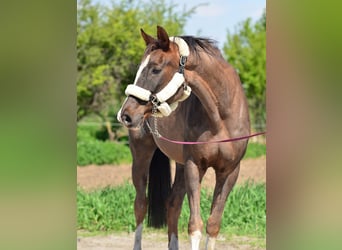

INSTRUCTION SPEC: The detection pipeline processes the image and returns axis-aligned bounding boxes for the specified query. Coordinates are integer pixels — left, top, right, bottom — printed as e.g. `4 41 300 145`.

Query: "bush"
77 140 131 166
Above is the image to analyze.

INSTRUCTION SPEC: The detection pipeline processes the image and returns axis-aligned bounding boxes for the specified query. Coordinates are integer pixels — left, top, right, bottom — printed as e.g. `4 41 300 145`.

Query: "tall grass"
77 182 265 237
77 183 136 232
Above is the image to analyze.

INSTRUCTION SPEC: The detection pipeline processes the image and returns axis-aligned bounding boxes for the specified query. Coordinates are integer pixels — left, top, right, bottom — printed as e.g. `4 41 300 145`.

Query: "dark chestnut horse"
118 26 250 250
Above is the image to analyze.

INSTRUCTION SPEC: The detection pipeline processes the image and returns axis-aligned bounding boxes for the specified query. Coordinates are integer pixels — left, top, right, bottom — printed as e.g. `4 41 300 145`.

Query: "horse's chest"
154 137 185 164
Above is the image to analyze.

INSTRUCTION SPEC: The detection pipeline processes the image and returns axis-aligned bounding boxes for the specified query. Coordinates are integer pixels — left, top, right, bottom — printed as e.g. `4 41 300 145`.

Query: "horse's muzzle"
118 96 148 128
120 109 144 129
121 113 133 128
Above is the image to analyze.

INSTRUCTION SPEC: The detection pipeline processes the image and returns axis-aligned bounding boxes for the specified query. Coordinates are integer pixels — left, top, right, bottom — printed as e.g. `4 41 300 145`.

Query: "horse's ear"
141 28 156 46
156 26 170 51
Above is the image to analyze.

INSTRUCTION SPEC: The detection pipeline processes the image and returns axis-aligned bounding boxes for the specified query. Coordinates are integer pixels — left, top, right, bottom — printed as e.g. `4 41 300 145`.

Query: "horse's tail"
147 148 172 228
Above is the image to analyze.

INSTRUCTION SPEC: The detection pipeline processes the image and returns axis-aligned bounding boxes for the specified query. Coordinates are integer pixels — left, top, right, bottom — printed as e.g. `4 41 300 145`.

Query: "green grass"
77 140 132 166
244 142 266 159
77 182 265 238
77 182 136 232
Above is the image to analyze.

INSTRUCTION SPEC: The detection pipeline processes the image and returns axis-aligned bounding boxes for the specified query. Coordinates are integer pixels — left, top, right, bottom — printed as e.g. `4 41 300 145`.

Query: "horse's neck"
186 73 222 133
185 59 239 134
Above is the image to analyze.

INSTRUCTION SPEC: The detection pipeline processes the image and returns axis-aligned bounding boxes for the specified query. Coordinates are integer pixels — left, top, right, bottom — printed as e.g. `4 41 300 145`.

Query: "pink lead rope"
158 131 266 145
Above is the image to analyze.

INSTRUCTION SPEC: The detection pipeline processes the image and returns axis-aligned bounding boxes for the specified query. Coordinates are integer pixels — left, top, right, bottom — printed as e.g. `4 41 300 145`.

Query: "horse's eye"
152 68 162 74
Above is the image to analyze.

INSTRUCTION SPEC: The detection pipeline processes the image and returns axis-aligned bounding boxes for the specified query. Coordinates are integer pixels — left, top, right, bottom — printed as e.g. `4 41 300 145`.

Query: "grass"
77 140 132 166
77 182 136 232
244 142 266 159
77 182 266 238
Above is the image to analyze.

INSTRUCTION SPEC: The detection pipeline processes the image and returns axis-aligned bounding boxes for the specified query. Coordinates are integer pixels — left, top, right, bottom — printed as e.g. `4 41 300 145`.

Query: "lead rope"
145 109 266 144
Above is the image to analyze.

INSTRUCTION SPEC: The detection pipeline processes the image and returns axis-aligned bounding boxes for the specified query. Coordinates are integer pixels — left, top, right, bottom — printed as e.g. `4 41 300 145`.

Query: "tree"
77 0 196 127
223 10 266 132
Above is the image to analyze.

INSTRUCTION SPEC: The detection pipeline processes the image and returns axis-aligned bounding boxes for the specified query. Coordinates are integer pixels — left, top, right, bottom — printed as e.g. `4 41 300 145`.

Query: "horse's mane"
178 36 222 59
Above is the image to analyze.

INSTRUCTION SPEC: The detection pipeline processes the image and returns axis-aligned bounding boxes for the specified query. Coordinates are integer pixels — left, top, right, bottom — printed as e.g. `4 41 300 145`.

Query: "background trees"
223 11 266 131
77 0 266 137
77 0 195 123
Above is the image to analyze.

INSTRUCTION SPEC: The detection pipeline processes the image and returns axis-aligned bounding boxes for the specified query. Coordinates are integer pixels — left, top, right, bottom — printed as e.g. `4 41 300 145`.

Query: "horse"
117 26 250 250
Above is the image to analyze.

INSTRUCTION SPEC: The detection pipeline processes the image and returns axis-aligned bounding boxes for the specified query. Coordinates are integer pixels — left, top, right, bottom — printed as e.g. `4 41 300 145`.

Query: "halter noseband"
124 37 192 117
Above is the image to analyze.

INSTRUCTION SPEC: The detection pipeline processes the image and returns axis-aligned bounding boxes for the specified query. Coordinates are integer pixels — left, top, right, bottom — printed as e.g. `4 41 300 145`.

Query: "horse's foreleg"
184 159 205 250
131 149 155 250
205 164 240 250
167 163 186 250
132 161 148 250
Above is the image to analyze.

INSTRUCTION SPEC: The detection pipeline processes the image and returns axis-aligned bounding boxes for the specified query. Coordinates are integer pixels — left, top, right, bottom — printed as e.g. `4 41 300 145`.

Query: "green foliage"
77 139 132 166
77 0 197 121
77 182 266 237
223 10 266 131
77 184 136 232
244 142 266 159
77 114 105 140
77 120 132 166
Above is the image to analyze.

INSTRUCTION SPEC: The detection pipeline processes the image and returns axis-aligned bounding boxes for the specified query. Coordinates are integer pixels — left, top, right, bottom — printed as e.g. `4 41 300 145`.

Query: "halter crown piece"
124 37 192 116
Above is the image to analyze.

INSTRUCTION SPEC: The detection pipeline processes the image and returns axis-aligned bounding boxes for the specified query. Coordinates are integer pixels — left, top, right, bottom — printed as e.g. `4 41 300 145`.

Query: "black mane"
177 36 220 58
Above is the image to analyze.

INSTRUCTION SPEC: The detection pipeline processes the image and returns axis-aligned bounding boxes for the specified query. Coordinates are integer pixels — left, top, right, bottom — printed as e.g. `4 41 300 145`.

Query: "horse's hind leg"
205 164 240 250
167 163 186 250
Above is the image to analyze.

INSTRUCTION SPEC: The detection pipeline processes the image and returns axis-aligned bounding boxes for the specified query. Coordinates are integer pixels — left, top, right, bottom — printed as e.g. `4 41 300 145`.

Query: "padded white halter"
169 36 190 56
124 37 191 117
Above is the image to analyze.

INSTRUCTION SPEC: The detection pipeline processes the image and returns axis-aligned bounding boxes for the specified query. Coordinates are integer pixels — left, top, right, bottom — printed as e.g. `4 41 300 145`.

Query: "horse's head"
118 26 191 128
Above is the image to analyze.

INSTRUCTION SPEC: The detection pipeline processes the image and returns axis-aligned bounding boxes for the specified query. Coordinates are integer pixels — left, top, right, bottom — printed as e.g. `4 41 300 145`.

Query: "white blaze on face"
133 54 150 85
117 55 150 123
116 97 127 122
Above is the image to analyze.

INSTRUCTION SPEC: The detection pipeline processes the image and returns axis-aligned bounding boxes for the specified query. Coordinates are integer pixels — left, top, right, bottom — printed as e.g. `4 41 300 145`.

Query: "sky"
178 0 266 48
93 0 266 49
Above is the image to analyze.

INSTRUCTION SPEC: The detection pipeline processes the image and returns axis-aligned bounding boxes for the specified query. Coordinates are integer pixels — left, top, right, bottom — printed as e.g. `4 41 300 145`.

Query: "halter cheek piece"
124 37 192 117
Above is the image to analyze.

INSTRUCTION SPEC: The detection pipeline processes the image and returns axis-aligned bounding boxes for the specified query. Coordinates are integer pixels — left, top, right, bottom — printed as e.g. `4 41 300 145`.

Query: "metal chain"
146 105 160 138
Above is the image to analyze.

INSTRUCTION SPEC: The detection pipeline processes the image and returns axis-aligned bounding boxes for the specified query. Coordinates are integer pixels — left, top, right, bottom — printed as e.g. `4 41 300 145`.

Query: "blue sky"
178 0 266 48
93 0 266 49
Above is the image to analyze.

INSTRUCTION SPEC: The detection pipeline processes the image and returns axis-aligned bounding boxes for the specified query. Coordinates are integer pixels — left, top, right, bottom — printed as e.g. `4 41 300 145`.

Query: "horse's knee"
188 216 203 235
206 216 220 238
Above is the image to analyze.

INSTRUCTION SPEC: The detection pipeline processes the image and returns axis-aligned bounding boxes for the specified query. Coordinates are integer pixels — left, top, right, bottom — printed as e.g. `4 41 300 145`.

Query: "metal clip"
180 55 187 66
178 56 187 74
149 94 160 106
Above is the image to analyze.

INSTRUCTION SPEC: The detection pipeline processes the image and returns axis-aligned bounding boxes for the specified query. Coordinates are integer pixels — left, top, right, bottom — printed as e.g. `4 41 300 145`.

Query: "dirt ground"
77 232 264 250
77 156 266 191
77 156 266 249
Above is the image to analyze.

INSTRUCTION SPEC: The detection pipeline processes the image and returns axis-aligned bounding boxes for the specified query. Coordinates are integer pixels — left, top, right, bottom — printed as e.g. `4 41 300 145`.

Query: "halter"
124 37 192 117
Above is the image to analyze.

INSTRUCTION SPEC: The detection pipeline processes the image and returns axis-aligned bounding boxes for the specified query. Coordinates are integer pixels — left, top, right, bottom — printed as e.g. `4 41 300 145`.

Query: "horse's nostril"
121 114 132 127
